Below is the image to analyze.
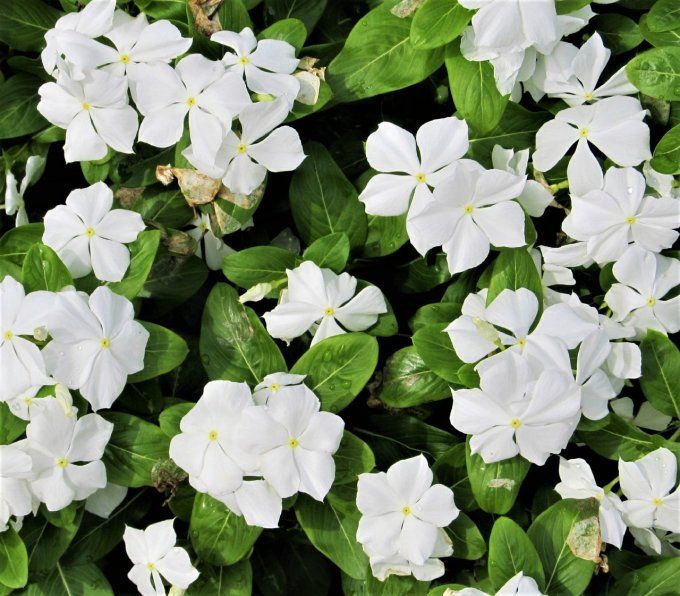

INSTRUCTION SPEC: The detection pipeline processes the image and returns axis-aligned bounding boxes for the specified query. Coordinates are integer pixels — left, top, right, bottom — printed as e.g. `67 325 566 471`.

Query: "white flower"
644 161 680 200
187 213 234 271
43 182 145 282
539 34 637 106
562 167 679 265
407 162 526 274
356 455 458 579
629 528 680 557
6 386 51 421
0 443 33 532
124 519 199 596
41 0 116 76
605 246 680 338
37 69 138 163
619 448 680 535
136 55 251 164
555 457 626 548
533 96 651 196
211 27 300 104
253 372 312 405
4 156 45 227
85 483 128 518
531 248 575 306
491 145 553 217
450 352 580 465
262 261 387 346
184 97 305 195
452 571 545 596
0 276 53 403
358 118 469 217
610 397 672 432
238 387 344 501
24 398 112 511
43 286 149 411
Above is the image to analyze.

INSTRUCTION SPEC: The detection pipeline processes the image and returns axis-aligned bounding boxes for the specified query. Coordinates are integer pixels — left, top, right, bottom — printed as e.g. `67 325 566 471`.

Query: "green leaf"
130 188 193 228
289 142 367 249
21 244 73 292
527 499 599 596
639 14 680 49
466 438 530 514
106 230 161 299
410 0 472 49
296 489 369 580
0 527 28 589
651 123 680 174
0 75 47 139
291 333 378 413
647 0 680 33
343 571 430 595
591 14 643 55
100 412 170 487
378 346 451 408
0 0 61 52
128 321 188 383
446 45 508 135
213 185 266 236
190 493 262 566
333 431 376 486
302 233 350 273
134 0 187 23
0 258 23 284
217 0 252 32
264 0 326 34
433 444 476 511
0 223 44 265
614 557 680 596
143 252 208 307
326 0 444 103
258 18 307 51
361 213 409 257
488 517 545 590
640 329 680 419
412 323 465 384
410 302 461 332
22 510 83 576
222 246 297 289
447 512 486 560
0 403 27 444
25 562 114 595
200 283 286 384
158 402 193 438
187 560 252 596
627 47 680 101
486 247 543 308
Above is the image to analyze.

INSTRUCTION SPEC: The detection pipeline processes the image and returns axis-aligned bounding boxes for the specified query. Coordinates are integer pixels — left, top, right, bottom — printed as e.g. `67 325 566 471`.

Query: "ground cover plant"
0 0 679 594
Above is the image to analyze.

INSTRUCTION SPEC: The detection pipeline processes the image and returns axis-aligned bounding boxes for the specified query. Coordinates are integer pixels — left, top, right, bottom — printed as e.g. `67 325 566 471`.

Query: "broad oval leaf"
627 47 680 101
21 243 72 293
488 517 545 590
0 527 28 589
640 329 680 419
128 321 189 383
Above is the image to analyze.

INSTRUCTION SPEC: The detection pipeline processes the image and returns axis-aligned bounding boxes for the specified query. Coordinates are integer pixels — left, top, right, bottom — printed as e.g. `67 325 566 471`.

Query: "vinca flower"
253 372 312 405
187 213 234 271
533 96 651 196
136 55 251 163
124 519 199 596
562 166 679 265
43 182 145 282
555 457 626 548
184 97 306 195
24 399 112 511
238 388 344 501
211 27 300 103
263 261 387 346
450 352 580 465
356 455 458 580
43 286 149 411
605 246 680 338
37 69 138 163
453 571 545 596
0 443 33 532
358 118 469 216
4 156 45 227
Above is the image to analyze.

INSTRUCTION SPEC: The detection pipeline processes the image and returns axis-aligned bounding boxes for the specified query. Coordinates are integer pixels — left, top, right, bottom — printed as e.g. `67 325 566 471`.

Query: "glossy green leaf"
21 244 72 292
128 321 188 383
410 0 472 49
302 232 350 273
0 0 61 52
488 517 545 590
0 527 28 589
627 47 680 101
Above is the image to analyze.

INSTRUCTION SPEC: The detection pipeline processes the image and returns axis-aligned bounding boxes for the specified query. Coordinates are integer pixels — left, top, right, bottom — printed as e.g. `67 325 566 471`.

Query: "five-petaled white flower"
37 69 138 163
406 162 526 274
4 156 45 227
555 457 626 548
0 443 33 532
184 97 305 196
43 286 149 411
263 261 387 346
43 182 145 282
136 55 251 163
605 246 680 338
24 398 112 511
356 455 458 581
619 448 680 535
212 27 300 104
187 213 234 271
124 519 199 596
238 387 344 501
450 352 580 465
358 118 469 217
533 96 651 197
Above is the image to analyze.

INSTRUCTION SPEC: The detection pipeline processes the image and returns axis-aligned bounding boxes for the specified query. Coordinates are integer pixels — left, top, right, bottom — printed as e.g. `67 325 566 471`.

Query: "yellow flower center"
120 54 130 64
81 102 90 111
583 91 593 101
463 204 474 215
238 56 249 65
208 430 218 441
646 297 656 307
23 396 33 406
186 96 196 107
415 172 426 184
324 307 335 316
236 143 248 154
269 383 280 393
626 216 636 225
3 330 13 341
401 505 412 516
100 337 111 349
288 438 299 448
56 457 68 468
147 562 156 571
578 127 589 138
85 227 95 237
510 418 522 429
652 497 663 507
517 338 527 347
